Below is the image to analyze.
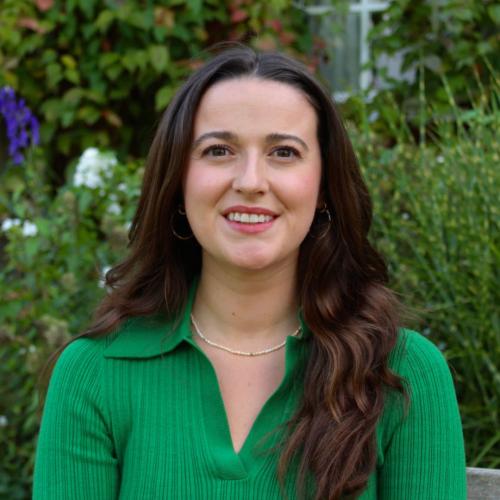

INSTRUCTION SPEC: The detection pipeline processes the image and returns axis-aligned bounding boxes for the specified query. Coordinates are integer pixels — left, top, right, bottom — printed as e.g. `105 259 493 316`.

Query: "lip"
222 205 279 217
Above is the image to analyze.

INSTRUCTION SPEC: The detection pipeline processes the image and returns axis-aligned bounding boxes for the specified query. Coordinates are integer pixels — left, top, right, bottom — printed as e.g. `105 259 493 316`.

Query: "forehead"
193 77 318 136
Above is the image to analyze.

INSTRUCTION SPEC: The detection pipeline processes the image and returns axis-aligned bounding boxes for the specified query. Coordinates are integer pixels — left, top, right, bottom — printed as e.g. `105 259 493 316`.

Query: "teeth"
226 212 274 224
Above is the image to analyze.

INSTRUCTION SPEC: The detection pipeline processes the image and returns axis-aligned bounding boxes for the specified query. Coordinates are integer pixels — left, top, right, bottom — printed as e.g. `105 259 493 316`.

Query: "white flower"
117 182 127 192
437 155 445 164
368 111 380 123
1 218 37 236
22 221 38 237
1 218 21 231
0 415 8 427
73 148 118 189
107 202 122 215
402 212 410 220
124 221 132 232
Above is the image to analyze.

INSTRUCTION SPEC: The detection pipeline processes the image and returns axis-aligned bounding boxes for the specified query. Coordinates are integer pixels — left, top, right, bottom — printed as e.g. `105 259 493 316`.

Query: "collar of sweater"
103 279 310 360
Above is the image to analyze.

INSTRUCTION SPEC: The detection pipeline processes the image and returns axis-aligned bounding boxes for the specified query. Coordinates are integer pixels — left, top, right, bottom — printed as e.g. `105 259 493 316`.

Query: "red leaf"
231 9 248 23
36 0 54 11
268 19 283 32
279 32 296 45
18 18 46 34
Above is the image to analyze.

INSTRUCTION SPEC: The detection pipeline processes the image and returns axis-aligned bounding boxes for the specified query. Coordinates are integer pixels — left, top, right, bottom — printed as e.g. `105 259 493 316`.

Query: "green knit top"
33 283 467 499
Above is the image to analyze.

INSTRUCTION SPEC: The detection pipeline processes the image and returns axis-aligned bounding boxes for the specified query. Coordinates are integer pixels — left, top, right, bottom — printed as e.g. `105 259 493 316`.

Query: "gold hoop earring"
170 204 194 240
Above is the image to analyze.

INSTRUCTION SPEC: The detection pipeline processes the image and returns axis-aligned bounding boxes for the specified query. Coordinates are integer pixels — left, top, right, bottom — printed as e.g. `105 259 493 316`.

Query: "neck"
192 260 299 347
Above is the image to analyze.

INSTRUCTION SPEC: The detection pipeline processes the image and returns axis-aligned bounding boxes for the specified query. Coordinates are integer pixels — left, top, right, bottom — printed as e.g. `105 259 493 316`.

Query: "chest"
200 345 287 453
104 346 379 500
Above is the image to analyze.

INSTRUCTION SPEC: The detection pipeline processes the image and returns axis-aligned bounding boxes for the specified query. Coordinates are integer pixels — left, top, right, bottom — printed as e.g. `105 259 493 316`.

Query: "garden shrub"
0 0 312 185
367 0 499 129
353 92 500 468
0 148 143 498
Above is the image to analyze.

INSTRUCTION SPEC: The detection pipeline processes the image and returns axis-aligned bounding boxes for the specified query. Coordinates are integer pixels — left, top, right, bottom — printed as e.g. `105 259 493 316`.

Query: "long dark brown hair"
40 45 409 500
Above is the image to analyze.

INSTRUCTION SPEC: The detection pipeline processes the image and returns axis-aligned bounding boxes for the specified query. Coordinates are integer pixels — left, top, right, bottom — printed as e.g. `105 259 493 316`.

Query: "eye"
202 144 232 157
270 146 301 159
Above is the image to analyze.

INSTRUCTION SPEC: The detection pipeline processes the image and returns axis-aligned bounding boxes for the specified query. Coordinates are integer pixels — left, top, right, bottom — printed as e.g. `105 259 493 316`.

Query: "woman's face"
183 77 322 273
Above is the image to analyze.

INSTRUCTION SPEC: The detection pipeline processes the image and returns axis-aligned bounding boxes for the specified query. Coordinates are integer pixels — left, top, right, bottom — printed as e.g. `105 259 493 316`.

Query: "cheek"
184 166 214 206
183 165 231 226
287 170 322 213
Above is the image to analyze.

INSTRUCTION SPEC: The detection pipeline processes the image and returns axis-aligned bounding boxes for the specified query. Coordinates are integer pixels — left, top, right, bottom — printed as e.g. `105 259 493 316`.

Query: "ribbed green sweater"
33 285 467 499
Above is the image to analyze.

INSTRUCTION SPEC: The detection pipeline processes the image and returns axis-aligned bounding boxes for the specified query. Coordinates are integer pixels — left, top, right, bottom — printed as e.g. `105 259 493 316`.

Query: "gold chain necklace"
190 314 301 357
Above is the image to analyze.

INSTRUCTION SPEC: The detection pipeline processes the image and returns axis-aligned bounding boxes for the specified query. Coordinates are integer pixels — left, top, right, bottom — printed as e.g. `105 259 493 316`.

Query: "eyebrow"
191 131 238 150
191 131 309 151
265 133 309 151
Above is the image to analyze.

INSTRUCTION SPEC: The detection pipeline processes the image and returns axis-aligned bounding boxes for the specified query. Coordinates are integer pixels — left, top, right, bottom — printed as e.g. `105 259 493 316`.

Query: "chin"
227 249 293 273
218 246 268 269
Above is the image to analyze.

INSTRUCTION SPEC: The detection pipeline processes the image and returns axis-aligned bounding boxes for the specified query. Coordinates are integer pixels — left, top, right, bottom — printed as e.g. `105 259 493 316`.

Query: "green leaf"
487 5 500 23
62 88 84 105
77 106 101 125
187 0 203 17
41 98 62 122
95 10 115 32
155 85 175 110
61 54 77 69
172 24 191 42
41 49 58 64
98 52 120 69
148 45 169 73
61 109 75 128
105 64 122 81
64 68 81 84
46 62 63 88
128 11 153 30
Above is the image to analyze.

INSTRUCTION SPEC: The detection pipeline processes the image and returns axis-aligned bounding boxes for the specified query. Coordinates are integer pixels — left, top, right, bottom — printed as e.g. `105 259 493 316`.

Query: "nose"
232 152 268 194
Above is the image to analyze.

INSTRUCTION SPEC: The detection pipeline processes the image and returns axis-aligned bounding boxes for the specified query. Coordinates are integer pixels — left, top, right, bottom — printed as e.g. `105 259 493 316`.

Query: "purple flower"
0 86 40 165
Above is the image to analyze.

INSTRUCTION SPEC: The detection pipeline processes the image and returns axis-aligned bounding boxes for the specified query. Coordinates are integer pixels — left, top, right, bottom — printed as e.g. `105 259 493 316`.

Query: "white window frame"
350 0 389 92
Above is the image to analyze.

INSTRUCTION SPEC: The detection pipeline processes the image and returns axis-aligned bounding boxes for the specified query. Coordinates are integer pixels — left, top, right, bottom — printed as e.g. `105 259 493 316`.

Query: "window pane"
317 11 361 93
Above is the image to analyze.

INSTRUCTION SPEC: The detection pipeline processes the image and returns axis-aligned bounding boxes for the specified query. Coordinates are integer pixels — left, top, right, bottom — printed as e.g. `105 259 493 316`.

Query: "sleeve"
32 338 119 499
378 330 467 499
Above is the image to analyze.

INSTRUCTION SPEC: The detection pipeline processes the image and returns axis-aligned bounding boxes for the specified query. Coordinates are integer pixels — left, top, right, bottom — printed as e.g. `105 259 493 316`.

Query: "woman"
33 46 466 499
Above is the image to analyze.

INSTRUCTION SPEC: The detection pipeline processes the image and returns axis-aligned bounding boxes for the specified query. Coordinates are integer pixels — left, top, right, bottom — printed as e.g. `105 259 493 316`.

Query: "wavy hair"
40 45 409 500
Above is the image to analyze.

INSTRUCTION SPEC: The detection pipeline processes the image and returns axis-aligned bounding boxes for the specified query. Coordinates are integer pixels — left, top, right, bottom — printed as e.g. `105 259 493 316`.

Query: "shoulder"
383 328 460 426
377 329 461 455
388 328 455 387
48 334 116 395
55 334 113 370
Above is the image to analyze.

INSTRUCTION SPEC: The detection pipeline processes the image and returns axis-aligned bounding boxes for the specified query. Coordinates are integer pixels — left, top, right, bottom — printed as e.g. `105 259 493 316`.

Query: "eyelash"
201 144 301 159
202 144 232 157
270 146 301 159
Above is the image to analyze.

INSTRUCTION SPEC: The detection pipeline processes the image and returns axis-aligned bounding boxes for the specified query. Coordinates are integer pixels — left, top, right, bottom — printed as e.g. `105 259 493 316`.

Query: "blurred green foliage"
367 0 499 127
0 0 311 185
353 89 500 469
0 148 143 497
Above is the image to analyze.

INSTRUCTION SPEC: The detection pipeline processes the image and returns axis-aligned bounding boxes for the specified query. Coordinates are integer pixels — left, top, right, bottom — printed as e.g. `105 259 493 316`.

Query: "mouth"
222 206 279 225
226 212 275 224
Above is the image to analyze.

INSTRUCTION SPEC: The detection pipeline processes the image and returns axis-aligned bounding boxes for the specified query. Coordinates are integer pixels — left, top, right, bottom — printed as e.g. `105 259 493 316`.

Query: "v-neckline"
188 333 307 479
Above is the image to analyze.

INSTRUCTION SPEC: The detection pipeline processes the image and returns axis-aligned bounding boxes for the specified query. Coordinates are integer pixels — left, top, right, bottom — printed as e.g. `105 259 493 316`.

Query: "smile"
226 212 275 224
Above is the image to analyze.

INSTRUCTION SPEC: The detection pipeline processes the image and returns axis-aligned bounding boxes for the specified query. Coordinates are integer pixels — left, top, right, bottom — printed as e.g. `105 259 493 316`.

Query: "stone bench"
467 467 500 499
